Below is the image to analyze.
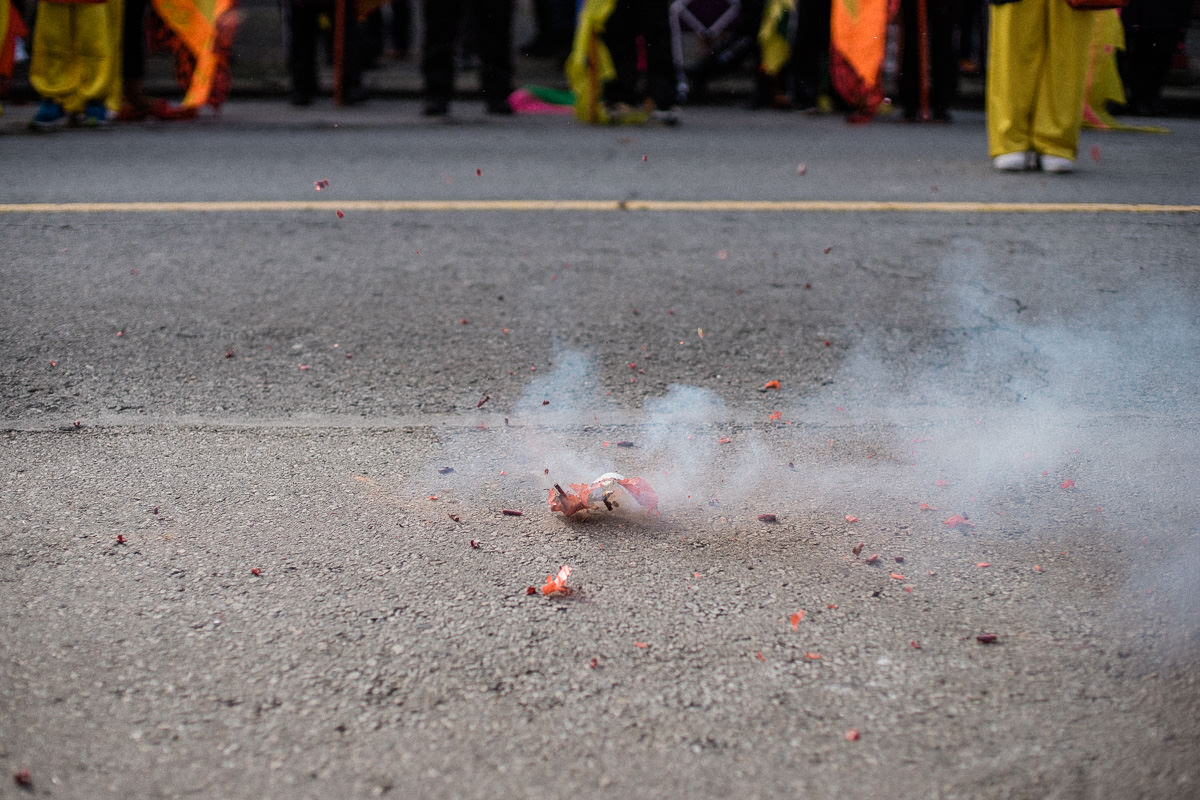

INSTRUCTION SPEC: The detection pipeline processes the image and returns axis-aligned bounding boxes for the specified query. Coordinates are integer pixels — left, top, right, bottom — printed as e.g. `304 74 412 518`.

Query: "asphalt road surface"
2 104 1199 799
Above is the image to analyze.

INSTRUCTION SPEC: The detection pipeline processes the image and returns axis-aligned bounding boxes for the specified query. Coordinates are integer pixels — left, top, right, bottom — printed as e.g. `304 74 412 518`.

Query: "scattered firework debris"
1060 479 1076 489
314 179 329 191
501 509 523 517
976 633 999 644
540 565 572 596
761 379 781 391
943 513 975 529
844 729 860 742
548 473 659 519
757 513 778 523
844 514 859 523
789 610 805 630
250 567 262 576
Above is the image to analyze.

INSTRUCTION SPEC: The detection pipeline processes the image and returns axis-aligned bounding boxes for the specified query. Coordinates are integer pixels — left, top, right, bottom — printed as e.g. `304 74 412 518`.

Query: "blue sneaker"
82 101 109 127
29 99 67 129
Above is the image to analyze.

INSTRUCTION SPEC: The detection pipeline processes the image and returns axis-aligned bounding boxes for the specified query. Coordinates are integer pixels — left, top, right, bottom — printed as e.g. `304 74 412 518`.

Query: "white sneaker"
1039 154 1075 173
992 152 1029 171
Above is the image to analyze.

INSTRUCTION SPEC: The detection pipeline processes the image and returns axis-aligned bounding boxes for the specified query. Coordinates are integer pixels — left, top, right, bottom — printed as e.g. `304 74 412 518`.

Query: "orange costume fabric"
830 0 895 115
147 0 238 109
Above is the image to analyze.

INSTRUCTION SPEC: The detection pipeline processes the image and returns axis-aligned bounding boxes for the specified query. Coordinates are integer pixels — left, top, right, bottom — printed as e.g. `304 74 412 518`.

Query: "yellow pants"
986 0 1094 160
29 1 114 113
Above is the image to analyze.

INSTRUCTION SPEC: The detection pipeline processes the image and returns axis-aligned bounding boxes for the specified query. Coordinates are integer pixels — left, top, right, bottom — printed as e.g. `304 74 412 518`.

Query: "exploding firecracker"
548 472 659 519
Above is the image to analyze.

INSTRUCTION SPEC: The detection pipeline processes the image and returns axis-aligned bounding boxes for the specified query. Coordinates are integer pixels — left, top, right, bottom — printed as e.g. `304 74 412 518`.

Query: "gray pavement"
1 105 1199 799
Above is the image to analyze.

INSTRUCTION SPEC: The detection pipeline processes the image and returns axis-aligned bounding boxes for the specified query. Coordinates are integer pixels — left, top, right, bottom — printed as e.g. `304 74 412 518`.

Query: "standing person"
288 0 365 106
421 0 514 116
1120 0 1189 116
28 0 115 127
567 0 676 124
986 0 1093 173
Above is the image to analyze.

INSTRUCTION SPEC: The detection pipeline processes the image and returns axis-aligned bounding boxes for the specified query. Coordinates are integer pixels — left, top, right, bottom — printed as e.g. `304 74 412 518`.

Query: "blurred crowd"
0 0 1193 166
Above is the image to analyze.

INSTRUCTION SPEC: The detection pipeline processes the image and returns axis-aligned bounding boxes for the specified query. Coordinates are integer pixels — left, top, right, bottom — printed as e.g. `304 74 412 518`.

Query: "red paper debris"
865 553 880 564
1060 479 1076 489
501 509 523 516
13 769 32 787
768 411 783 421
756 651 766 662
844 729 860 742
476 394 491 408
845 514 859 523
525 586 537 595
448 514 462 523
314 179 329 191
890 572 906 580
762 379 781 390
757 513 778 523
335 209 344 218
976 633 999 644
919 502 937 511
976 562 991 568
852 542 865 556
805 652 821 660
540 564 572 596
789 610 805 630
894 555 904 563
475 168 482 176
633 641 650 649
116 534 127 544
251 567 262 576
943 513 975 529
469 539 481 549
718 436 732 444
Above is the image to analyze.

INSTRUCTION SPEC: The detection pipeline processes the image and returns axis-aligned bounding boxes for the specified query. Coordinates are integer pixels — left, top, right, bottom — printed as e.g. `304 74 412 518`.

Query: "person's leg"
73 1 114 115
638 0 674 110
601 0 637 106
288 2 320 103
421 0 460 111
1030 0 1091 161
986 0 1046 158
29 2 77 108
473 0 513 110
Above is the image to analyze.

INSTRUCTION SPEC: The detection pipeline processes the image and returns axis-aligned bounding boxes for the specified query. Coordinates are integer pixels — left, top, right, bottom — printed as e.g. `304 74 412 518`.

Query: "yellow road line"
1 200 1197 214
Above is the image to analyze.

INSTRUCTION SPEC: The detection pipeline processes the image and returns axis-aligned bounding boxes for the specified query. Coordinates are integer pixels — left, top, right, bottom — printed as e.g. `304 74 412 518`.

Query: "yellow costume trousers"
986 0 1094 159
29 2 114 113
